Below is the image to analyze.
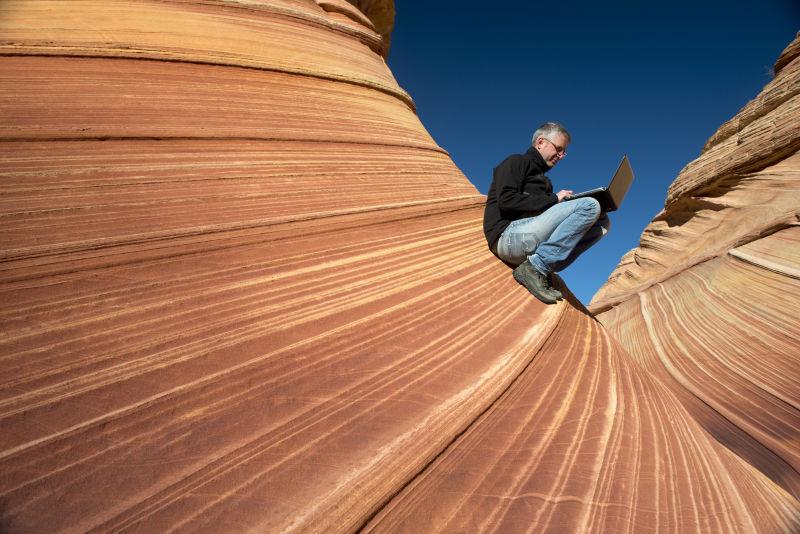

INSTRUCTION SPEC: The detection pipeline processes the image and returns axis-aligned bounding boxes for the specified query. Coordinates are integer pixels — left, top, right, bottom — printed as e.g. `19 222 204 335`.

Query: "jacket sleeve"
494 156 558 215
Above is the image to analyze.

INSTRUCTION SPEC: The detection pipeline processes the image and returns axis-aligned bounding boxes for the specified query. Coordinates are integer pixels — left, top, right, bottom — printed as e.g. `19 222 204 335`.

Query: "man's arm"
495 156 558 215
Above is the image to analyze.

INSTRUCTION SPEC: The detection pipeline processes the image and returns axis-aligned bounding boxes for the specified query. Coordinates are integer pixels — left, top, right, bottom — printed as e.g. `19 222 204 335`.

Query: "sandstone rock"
1 2 798 532
0 0 404 102
591 30 800 513
364 291 799 532
592 33 800 311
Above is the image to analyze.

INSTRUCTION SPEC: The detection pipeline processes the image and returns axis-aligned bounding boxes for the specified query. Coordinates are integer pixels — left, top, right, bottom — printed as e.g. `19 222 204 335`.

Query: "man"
483 122 610 304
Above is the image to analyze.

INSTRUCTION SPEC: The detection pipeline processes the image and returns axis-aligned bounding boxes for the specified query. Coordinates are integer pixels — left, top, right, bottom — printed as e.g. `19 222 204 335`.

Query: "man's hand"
556 190 574 202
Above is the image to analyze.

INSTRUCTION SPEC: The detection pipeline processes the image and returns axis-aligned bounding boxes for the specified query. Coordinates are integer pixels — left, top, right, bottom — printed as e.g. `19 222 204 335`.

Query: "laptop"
564 155 634 212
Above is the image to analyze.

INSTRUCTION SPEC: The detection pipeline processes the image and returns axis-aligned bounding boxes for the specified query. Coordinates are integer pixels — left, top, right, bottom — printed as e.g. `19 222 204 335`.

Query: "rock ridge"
592 33 800 504
591 34 800 312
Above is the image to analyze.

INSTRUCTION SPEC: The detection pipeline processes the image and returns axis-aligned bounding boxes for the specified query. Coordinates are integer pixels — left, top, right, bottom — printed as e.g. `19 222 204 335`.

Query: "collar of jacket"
524 146 549 173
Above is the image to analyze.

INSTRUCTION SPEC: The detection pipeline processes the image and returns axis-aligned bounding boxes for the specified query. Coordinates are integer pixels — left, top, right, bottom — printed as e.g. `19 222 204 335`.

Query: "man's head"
532 122 570 168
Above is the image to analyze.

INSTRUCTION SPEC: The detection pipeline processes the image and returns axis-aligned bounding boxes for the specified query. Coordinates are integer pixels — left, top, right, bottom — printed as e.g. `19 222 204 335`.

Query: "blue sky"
387 1 799 304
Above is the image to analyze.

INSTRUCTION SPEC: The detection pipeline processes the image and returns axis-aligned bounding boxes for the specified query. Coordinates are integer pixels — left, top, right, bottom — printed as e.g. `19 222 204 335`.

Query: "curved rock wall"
592 33 800 505
591 35 800 310
1 3 798 532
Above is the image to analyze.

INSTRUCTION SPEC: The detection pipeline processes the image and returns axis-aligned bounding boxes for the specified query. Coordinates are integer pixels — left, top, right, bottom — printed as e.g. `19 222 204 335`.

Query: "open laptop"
564 155 634 212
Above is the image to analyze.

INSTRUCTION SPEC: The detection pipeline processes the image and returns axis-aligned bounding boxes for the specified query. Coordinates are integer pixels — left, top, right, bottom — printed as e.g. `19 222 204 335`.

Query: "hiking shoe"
512 261 561 304
548 273 564 300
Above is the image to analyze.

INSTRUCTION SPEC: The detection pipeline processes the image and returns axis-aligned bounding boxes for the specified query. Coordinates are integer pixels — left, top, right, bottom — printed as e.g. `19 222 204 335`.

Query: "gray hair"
531 122 571 145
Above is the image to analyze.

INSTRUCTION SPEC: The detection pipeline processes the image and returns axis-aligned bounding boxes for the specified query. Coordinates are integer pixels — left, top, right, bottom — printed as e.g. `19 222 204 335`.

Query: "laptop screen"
608 155 634 207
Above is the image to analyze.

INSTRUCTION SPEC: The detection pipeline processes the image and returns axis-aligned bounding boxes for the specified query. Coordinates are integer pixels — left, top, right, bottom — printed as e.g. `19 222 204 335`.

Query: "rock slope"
592 32 800 506
1 2 798 532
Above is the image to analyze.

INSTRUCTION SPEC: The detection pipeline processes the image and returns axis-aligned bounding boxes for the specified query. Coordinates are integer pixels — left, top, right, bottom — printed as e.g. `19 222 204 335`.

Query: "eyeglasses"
542 138 567 157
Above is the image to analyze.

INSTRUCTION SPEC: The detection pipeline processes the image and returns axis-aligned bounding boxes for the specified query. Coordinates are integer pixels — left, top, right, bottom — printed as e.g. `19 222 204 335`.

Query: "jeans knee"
578 197 601 220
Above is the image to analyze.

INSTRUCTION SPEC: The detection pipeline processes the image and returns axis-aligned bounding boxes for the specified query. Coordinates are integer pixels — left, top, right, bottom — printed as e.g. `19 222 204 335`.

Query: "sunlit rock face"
592 32 800 509
1 3 798 532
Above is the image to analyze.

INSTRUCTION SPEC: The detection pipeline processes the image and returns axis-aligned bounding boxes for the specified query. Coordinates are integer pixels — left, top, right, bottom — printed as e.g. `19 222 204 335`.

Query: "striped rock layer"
0 2 798 532
591 30 800 523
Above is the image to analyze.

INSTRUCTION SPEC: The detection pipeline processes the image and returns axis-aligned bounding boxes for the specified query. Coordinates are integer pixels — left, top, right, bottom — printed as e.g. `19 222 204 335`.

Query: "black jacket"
483 147 558 249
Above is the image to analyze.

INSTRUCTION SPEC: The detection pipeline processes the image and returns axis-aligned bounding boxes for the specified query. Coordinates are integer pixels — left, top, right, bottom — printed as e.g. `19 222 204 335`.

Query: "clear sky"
387 1 799 305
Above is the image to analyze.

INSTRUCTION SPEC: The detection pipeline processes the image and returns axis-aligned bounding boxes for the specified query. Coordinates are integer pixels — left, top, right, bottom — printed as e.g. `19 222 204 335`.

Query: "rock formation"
0 1 798 532
590 31 800 508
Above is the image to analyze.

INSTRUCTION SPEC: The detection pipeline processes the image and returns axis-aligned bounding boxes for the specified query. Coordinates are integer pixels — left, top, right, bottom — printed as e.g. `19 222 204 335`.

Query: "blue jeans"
496 197 610 275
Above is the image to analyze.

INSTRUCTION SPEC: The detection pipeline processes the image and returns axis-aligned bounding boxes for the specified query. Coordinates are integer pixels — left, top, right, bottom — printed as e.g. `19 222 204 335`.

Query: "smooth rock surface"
1 2 798 532
592 34 800 310
591 30 800 516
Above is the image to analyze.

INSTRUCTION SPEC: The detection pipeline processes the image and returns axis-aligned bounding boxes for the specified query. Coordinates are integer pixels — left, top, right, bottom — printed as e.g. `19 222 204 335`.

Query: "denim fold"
496 197 610 275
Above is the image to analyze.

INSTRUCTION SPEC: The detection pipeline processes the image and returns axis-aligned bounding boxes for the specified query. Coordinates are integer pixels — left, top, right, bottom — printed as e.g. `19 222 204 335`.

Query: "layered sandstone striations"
1 2 798 532
592 33 800 504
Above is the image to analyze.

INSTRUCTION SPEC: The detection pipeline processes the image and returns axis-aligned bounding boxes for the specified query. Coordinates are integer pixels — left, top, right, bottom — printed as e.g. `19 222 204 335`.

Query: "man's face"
534 133 569 168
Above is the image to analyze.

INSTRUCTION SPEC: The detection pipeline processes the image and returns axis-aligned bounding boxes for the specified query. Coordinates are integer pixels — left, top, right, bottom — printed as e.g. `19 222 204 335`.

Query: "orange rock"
592 34 800 310
591 28 800 521
1 2 798 532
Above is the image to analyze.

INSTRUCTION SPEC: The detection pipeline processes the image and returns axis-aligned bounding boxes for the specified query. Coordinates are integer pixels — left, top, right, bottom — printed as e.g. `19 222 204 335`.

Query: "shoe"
547 273 564 300
512 261 561 304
